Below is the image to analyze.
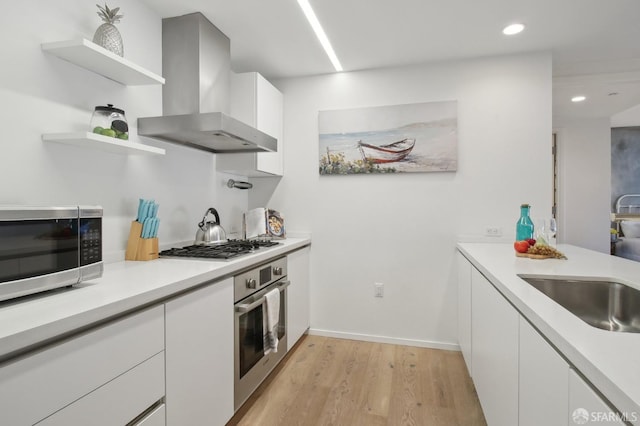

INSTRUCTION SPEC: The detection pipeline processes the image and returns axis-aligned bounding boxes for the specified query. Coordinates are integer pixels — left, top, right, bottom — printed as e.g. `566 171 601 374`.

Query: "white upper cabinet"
218 72 284 177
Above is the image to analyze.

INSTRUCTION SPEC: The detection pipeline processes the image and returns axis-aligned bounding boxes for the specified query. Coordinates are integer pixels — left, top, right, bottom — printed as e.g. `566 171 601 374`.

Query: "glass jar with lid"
90 104 128 140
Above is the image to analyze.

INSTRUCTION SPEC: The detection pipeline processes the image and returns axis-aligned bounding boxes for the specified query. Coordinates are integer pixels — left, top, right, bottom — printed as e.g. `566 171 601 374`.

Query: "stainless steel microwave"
0 206 103 302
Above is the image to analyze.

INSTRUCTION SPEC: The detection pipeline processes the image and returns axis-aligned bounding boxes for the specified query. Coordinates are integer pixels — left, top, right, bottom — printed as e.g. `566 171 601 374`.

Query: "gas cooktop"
159 239 280 260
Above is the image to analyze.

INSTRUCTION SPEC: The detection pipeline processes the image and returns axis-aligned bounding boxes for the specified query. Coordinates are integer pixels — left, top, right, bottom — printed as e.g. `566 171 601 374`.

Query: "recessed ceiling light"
297 0 343 72
503 23 525 35
571 96 587 103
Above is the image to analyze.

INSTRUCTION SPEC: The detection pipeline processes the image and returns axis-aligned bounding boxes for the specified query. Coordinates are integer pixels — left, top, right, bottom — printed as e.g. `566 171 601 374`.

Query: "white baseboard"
308 328 460 351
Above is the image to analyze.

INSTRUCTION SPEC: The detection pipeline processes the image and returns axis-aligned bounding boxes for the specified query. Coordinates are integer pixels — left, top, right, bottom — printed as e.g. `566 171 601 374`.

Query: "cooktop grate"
159 240 280 259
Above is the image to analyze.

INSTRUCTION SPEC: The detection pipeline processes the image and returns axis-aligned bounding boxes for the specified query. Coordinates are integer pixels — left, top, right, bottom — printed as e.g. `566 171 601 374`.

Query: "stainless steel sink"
518 275 640 333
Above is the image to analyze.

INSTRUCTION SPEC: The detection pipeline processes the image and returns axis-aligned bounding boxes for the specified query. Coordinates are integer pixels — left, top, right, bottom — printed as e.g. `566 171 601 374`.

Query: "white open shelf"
41 39 165 86
42 132 166 156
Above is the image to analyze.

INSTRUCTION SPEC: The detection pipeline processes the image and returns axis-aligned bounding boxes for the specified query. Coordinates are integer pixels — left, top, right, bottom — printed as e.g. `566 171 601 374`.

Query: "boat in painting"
358 138 416 164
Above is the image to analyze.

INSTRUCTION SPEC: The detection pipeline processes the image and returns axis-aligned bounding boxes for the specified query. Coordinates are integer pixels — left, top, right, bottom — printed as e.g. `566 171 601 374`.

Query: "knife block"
125 221 159 261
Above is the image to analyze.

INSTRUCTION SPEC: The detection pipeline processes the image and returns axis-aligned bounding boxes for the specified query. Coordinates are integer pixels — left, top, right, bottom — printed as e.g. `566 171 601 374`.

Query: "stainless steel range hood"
138 13 277 153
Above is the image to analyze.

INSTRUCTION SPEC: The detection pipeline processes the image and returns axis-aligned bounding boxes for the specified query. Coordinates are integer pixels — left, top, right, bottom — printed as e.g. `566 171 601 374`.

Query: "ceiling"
140 0 640 121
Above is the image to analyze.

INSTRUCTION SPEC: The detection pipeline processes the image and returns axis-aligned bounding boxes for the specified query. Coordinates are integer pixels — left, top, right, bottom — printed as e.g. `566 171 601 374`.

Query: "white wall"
612 103 640 127
0 0 248 261
555 119 611 253
272 53 552 348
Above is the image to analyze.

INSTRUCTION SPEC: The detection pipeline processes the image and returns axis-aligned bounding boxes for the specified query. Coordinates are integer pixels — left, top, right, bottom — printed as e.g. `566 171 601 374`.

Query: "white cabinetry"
471 267 519 426
569 369 626 426
133 404 166 426
218 72 284 176
165 278 234 426
459 248 628 426
519 317 569 426
0 306 165 426
287 245 311 350
37 352 165 426
457 251 472 375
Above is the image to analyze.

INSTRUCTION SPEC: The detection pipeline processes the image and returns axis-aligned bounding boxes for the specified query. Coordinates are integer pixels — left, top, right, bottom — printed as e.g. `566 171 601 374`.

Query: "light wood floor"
227 335 486 426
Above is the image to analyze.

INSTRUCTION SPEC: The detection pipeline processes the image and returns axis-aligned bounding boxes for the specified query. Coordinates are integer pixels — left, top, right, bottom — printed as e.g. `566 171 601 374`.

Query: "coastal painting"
319 101 457 175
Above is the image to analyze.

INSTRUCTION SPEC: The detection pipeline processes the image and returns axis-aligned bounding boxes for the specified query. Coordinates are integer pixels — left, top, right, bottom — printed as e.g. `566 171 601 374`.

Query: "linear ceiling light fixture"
297 0 343 72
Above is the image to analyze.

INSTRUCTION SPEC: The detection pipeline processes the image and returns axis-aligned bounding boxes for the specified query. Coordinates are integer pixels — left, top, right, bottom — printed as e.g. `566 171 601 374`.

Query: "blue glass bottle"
516 204 534 241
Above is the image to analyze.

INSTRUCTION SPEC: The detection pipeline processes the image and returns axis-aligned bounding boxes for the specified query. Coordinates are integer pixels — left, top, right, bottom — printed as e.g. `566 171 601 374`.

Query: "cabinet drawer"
0 305 164 426
569 369 626 426
133 403 166 426
37 351 165 426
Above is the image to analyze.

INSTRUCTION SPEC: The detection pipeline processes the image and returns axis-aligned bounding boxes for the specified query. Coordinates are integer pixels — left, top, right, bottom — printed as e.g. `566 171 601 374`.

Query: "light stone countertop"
457 242 640 425
0 237 311 362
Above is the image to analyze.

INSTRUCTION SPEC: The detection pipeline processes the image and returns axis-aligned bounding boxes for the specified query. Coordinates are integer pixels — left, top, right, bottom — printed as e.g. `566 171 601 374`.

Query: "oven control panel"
234 256 287 303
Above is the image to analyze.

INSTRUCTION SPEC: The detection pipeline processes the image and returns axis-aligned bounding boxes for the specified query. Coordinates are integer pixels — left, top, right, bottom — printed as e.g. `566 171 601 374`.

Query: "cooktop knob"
246 278 257 289
273 267 283 276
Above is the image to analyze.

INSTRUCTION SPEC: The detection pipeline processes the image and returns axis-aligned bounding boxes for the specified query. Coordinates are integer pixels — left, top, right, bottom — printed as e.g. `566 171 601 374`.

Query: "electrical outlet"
374 282 384 298
485 226 502 237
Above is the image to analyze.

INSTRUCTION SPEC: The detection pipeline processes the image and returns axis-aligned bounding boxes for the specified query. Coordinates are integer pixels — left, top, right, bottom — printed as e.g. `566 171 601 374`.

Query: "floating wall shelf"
41 39 165 86
42 132 166 156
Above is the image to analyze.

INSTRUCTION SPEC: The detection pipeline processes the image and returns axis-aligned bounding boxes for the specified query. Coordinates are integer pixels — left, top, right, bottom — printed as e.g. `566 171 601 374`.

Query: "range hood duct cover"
138 12 276 153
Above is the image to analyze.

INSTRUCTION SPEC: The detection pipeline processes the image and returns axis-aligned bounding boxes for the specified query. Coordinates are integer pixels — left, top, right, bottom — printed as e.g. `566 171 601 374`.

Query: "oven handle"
235 280 290 313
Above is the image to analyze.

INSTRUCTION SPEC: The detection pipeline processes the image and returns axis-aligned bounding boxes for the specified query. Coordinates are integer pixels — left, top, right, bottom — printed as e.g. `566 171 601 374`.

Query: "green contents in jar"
90 104 129 140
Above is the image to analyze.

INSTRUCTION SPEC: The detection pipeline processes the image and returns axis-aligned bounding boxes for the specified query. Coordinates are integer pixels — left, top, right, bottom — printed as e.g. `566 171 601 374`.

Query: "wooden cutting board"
515 252 553 259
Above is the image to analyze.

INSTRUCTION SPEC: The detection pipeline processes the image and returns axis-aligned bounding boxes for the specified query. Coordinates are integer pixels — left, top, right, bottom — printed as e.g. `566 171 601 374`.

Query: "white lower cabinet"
459 250 627 426
165 278 234 426
133 404 166 426
37 352 165 426
569 369 626 426
456 251 472 375
519 317 569 426
0 305 165 426
471 267 519 426
287 245 311 351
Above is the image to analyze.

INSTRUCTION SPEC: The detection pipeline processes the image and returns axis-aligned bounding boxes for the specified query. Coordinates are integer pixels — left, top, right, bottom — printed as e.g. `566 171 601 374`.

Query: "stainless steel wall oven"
234 256 289 410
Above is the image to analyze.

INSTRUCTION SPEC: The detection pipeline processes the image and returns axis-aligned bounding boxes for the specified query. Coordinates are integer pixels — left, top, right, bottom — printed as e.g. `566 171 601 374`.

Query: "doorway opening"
552 133 558 220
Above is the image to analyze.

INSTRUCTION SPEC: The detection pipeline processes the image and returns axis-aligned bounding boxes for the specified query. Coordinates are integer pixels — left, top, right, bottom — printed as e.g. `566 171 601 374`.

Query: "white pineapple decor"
93 3 124 56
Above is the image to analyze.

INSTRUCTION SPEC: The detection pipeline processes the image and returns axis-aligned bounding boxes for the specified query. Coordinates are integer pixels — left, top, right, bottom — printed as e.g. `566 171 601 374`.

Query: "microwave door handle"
235 280 291 313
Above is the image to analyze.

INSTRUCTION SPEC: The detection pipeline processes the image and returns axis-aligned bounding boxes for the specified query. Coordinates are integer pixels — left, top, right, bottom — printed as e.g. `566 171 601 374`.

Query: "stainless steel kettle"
195 207 228 245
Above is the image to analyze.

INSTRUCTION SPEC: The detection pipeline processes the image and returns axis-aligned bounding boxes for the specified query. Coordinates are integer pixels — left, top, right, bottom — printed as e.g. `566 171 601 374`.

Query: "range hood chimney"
138 13 277 153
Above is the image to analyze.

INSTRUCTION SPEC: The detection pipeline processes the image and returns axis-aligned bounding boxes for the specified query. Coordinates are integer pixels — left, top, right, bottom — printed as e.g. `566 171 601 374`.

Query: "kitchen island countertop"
458 242 640 424
0 237 310 362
